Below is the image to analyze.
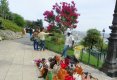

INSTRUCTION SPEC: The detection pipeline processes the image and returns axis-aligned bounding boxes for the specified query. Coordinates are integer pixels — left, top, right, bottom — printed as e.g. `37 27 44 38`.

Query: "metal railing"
80 48 107 68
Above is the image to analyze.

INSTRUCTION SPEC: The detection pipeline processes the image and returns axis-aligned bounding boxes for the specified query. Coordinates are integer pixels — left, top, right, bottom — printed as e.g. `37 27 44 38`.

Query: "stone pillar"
101 0 117 77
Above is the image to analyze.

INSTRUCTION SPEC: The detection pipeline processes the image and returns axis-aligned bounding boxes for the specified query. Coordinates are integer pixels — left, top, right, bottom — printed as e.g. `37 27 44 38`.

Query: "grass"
80 53 103 68
0 17 22 32
46 40 63 54
45 38 103 68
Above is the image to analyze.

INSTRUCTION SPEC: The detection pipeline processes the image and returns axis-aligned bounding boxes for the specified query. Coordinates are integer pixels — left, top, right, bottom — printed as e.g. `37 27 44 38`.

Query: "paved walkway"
0 35 116 80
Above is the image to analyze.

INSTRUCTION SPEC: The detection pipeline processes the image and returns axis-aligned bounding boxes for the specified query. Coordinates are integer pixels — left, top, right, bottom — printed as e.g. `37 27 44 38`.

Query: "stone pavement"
0 35 116 80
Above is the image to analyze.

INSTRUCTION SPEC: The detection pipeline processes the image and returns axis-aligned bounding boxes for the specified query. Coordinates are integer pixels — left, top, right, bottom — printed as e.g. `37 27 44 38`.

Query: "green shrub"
45 32 103 68
46 40 64 53
51 36 64 44
13 13 26 27
50 33 64 44
46 39 103 68
0 17 22 32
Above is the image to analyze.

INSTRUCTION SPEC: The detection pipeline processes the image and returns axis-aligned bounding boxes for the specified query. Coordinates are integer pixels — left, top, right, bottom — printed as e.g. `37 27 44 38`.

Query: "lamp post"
101 28 105 52
102 28 105 39
101 0 117 77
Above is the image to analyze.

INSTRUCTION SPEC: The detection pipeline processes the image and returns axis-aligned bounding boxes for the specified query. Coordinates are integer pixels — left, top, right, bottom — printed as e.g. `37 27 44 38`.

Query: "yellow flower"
74 45 84 51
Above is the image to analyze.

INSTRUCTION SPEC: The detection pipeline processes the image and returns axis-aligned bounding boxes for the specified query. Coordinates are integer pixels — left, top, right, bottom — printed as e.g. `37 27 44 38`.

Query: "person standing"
38 27 50 51
32 28 39 50
61 31 74 58
21 28 26 37
29 28 33 38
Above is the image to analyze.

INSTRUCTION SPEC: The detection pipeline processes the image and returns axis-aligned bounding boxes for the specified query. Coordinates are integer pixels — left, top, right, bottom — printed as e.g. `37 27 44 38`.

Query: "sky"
8 0 115 33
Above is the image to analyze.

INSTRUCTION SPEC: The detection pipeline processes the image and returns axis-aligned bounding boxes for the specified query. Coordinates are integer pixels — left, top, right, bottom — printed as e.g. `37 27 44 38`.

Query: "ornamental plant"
43 1 80 33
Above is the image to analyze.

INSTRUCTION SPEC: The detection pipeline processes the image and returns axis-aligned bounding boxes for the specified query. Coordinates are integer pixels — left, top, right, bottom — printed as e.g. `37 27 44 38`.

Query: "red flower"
60 60 68 69
71 1 75 5
55 16 60 22
73 25 77 28
43 11 55 20
56 8 61 13
65 58 70 66
47 24 54 31
43 1 80 32
65 75 75 80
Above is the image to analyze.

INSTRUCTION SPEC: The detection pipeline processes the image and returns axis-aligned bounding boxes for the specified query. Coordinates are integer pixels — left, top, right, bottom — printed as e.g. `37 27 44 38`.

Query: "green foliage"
0 0 25 31
46 36 71 54
0 0 26 27
26 19 43 29
45 38 103 68
26 20 33 28
35 19 43 27
0 17 22 32
0 0 9 19
99 41 108 54
50 33 64 44
6 12 13 20
82 29 102 49
46 34 64 53
13 13 26 27
0 19 4 29
46 40 64 53
80 53 103 68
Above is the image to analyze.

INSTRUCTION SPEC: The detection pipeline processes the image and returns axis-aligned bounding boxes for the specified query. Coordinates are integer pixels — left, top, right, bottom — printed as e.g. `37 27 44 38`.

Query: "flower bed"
34 55 98 80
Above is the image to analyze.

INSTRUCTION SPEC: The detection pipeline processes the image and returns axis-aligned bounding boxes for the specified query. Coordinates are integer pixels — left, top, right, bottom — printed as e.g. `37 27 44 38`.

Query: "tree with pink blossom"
43 1 80 33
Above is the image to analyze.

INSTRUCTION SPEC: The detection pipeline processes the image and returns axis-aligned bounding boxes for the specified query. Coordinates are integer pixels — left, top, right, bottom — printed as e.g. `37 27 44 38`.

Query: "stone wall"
0 30 22 40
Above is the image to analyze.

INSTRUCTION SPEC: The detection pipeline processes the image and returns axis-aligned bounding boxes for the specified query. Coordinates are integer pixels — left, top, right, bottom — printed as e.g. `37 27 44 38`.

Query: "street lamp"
100 28 105 52
102 28 105 39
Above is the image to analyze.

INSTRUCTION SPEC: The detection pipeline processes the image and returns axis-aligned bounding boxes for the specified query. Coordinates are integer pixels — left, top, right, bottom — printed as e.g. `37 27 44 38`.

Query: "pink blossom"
43 1 80 32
